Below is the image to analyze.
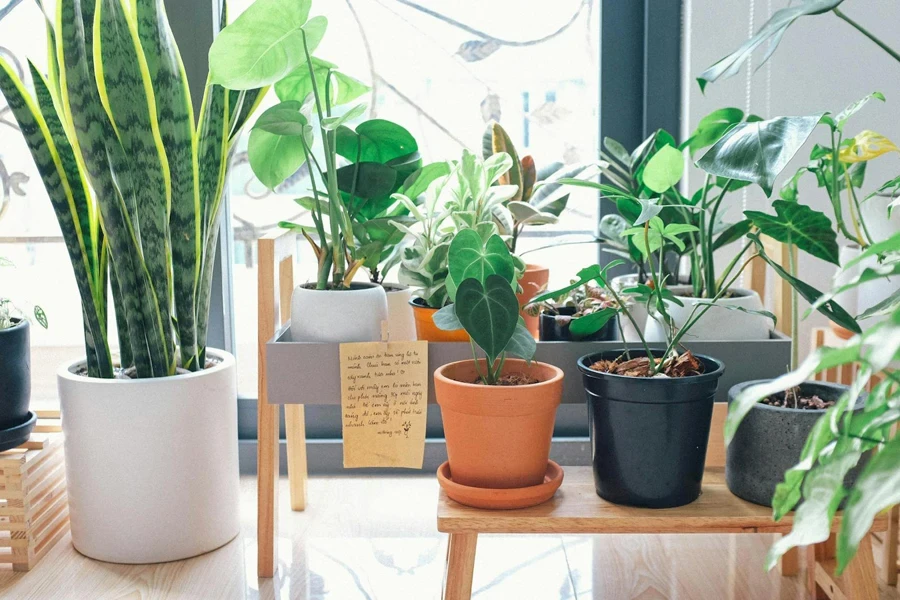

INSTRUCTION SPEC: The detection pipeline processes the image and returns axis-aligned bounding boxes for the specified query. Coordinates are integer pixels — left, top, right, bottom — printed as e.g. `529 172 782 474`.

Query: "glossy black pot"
578 349 725 508
0 319 34 451
539 307 619 342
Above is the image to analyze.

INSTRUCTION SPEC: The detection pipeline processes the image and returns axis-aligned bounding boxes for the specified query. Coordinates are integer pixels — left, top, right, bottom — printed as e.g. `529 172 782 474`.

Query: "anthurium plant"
431 229 535 384
393 149 526 308
482 122 593 253
0 0 260 378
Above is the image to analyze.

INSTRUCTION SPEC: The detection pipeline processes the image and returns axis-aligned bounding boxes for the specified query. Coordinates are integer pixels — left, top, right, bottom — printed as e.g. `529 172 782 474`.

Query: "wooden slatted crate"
0 410 69 571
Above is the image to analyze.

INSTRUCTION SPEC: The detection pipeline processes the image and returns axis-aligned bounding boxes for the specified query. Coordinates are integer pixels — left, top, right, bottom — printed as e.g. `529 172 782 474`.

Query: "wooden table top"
438 467 885 536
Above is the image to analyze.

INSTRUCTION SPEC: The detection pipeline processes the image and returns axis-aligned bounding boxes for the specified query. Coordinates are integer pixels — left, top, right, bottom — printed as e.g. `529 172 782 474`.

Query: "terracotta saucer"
437 460 564 510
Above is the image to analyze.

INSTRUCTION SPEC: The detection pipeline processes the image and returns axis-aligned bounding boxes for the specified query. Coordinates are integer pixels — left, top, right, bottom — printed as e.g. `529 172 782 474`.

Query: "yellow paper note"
339 340 428 468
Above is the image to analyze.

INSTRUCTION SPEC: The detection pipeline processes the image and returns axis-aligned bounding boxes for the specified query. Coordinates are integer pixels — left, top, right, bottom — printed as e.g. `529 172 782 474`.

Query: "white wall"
682 0 900 355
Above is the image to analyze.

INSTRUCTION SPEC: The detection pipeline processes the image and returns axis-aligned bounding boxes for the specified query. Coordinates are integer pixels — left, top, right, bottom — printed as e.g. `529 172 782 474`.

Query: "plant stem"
845 169 874 247
830 128 859 242
601 278 655 362
714 239 752 292
833 8 900 64
705 179 733 297
697 175 712 295
788 244 799 370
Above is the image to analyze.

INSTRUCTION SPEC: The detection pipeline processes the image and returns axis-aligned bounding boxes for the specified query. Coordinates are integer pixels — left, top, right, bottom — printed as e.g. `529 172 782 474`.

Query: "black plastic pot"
578 349 725 508
539 307 619 342
726 380 866 507
0 319 35 451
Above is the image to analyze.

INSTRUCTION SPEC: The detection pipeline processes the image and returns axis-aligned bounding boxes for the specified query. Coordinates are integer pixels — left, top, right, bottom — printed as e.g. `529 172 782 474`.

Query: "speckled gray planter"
726 380 864 507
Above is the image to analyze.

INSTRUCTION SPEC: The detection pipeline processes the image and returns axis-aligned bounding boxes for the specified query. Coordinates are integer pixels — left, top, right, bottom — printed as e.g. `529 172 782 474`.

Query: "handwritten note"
339 341 428 468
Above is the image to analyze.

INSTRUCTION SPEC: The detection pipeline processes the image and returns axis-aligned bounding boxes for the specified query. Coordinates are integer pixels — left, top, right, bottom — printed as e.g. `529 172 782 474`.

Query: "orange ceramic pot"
410 300 469 342
517 264 550 338
435 359 563 489
830 323 856 340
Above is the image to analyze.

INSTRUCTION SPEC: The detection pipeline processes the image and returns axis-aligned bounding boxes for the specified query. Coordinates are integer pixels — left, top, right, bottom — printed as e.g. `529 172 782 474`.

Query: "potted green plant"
393 149 525 341
482 122 593 337
431 229 563 509
0 0 262 562
524 278 619 342
0 258 46 451
534 213 741 507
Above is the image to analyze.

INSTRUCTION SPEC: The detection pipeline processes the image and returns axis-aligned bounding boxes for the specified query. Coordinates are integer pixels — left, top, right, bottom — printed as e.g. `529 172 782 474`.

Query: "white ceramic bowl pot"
290 282 388 343
382 283 416 341
57 349 239 563
644 285 769 342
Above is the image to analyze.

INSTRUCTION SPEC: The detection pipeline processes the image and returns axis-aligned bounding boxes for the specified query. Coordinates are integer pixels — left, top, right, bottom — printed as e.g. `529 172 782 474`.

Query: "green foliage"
434 232 534 385
482 122 593 253
394 149 524 308
0 0 257 377
745 201 839 265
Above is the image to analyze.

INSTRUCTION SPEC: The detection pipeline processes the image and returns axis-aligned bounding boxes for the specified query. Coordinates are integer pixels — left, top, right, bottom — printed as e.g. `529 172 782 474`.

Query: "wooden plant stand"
437 404 886 600
0 411 69 571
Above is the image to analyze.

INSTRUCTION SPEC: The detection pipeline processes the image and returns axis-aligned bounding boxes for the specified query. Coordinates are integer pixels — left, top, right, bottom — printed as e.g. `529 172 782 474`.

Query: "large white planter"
383 283 416 341
644 286 769 342
290 282 388 342
57 349 239 563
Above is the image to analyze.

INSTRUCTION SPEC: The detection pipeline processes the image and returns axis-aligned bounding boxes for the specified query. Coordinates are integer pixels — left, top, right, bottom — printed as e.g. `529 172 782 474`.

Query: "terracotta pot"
435 359 563 489
410 299 469 342
516 264 550 338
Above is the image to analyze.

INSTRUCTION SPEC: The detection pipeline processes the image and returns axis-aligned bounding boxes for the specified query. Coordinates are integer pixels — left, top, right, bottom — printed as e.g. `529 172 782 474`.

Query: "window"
227 0 602 397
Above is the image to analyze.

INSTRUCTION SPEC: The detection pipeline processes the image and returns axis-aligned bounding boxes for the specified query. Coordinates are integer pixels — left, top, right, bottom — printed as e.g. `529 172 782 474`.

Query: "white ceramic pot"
290 282 388 342
644 286 769 342
610 274 648 343
383 283 416 341
57 350 239 563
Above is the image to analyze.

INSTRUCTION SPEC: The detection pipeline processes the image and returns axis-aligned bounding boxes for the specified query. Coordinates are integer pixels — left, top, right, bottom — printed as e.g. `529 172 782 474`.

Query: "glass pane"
228 0 600 396
0 1 120 407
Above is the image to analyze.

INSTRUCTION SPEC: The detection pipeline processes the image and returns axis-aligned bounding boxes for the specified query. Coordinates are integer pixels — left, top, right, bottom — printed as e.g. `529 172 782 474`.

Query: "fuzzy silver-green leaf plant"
0 0 264 378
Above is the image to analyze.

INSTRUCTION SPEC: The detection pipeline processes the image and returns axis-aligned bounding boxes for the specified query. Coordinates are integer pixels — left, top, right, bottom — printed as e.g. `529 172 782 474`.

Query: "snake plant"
0 0 263 378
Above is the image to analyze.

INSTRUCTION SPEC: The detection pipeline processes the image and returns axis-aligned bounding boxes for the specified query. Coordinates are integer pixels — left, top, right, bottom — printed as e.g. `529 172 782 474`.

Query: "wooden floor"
0 475 897 600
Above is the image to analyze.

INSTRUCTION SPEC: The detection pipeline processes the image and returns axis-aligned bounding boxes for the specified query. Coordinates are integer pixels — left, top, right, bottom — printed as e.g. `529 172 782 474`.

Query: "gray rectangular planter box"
267 328 791 406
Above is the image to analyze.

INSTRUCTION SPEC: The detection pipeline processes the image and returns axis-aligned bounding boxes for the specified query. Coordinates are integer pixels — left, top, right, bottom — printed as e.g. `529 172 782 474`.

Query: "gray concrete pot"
726 380 864 507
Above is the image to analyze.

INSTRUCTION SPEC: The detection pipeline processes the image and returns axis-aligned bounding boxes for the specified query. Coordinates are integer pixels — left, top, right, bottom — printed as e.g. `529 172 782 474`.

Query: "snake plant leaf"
208 0 325 90
335 119 418 164
448 230 516 289
837 436 900 574
697 0 844 92
504 321 537 361
455 274 520 365
696 114 823 197
642 145 684 193
135 0 203 369
745 200 839 264
96 0 175 368
275 56 369 107
0 58 113 378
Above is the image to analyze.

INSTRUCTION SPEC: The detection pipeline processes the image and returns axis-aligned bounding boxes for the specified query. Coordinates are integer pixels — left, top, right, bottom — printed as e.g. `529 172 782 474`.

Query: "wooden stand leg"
807 533 878 600
285 404 308 511
883 506 898 585
257 400 280 578
443 533 478 600
780 545 800 577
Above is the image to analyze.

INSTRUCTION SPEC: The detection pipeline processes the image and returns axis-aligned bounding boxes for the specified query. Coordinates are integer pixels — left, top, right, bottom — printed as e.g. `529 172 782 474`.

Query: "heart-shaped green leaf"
335 162 398 199
696 115 823 196
642 145 684 193
274 57 370 107
335 119 419 164
455 275 520 364
253 101 311 136
248 128 308 189
448 229 515 289
745 200 839 264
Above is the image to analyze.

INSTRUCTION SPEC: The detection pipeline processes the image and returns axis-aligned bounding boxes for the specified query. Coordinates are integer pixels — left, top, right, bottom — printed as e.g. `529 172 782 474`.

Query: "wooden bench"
437 403 886 600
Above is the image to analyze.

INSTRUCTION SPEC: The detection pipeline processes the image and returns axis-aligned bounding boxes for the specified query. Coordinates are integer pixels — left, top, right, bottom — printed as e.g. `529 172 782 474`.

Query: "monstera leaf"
696 114 823 196
455 275 520 364
745 200 839 265
697 0 844 92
